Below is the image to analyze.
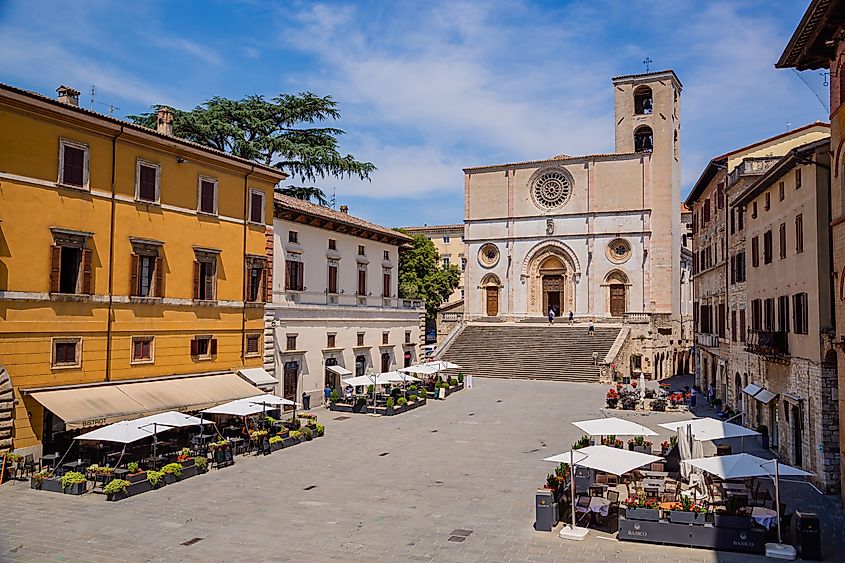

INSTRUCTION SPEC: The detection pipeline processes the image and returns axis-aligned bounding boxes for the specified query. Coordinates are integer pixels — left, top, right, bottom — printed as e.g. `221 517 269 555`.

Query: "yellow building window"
52 337 82 369
131 336 155 364
245 334 261 357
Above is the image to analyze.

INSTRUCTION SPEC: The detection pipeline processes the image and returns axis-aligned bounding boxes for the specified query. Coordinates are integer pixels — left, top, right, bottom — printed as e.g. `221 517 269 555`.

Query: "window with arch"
633 85 653 115
634 126 653 152
673 129 678 159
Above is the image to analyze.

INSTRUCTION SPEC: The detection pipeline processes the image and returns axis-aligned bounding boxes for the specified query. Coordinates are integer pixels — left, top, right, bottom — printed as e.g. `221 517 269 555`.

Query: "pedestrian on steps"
548 307 555 325
588 321 595 337
568 311 574 323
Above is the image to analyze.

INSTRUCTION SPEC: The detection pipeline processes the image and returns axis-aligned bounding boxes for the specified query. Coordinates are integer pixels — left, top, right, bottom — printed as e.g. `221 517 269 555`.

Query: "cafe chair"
650 462 665 472
644 487 659 499
15 454 36 480
605 474 618 487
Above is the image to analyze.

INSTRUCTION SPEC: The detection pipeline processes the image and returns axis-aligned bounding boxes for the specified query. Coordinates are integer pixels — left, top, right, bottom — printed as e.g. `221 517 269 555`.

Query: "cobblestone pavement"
1 377 843 562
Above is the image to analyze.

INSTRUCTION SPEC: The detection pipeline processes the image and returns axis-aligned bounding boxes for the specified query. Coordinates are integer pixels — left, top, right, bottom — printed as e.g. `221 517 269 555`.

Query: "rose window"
531 170 572 211
478 243 500 268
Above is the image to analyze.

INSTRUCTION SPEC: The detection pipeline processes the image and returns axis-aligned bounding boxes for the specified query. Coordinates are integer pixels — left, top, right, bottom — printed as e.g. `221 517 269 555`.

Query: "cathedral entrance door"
485 286 499 316
542 275 563 316
610 284 626 317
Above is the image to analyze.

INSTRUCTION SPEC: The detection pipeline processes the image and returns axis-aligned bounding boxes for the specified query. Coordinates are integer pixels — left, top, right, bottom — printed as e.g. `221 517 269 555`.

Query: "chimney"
339 205 349 214
56 85 80 107
156 106 174 136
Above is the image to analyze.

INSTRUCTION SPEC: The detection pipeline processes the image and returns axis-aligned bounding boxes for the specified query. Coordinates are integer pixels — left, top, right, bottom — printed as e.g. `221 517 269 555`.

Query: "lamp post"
138 422 179 471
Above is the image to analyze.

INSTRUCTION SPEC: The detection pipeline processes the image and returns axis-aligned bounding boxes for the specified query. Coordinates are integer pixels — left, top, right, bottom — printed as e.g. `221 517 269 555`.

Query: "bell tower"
611 70 682 316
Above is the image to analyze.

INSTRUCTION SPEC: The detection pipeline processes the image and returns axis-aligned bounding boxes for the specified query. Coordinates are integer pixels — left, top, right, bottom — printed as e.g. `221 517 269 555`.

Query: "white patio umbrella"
74 419 155 444
573 417 657 437
243 394 297 408
387 372 421 383
659 418 760 441
543 445 663 476
399 363 440 375
430 360 461 370
682 453 813 548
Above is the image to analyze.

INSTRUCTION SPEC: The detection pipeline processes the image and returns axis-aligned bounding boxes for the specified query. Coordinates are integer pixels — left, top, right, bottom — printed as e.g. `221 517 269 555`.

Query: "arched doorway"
480 274 501 317
540 256 566 316
605 270 629 317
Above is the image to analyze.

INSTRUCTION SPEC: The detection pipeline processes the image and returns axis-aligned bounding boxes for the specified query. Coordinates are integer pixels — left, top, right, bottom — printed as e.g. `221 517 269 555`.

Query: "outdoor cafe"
536 416 818 558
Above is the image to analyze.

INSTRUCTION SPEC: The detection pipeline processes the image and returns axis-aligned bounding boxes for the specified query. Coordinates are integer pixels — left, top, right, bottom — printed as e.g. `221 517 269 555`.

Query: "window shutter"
190 338 198 356
130 254 139 296
285 260 292 290
244 262 251 301
154 256 164 297
261 267 268 302
50 245 61 293
81 248 93 294
206 261 216 300
193 261 200 299
209 338 218 355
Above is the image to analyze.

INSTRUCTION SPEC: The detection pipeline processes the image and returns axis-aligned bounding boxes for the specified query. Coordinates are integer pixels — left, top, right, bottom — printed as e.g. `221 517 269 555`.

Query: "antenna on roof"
642 57 653 73
89 84 119 114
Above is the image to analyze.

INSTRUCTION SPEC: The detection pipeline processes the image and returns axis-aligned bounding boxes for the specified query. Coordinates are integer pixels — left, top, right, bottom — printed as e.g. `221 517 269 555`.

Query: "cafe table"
575 496 611 517
749 506 778 529
40 453 59 468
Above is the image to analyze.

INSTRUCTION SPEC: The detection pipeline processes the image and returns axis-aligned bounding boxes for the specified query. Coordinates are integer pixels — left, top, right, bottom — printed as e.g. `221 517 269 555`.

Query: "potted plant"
330 389 340 404
385 396 395 414
161 462 183 485
104 478 131 501
660 441 670 455
621 496 659 521
651 398 667 412
457 373 464 385
315 424 325 437
60 471 87 495
756 424 769 449
353 397 368 413
712 497 751 529
301 427 314 441
176 448 195 468
147 470 165 489
606 388 620 408
269 435 284 452
126 461 146 484
193 456 208 473
668 495 708 524
30 469 55 491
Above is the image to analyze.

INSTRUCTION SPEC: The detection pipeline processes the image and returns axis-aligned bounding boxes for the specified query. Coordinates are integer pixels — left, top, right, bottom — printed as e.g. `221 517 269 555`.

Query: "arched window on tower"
634 126 653 153
634 86 653 115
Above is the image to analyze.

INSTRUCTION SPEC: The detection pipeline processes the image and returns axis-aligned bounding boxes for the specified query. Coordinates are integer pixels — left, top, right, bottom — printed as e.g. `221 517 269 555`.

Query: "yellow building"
0 84 285 455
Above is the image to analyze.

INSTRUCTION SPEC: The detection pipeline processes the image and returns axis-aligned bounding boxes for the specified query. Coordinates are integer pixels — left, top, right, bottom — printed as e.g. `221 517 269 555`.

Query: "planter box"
107 491 130 501
712 513 752 529
282 437 298 448
270 441 284 452
164 473 178 485
668 510 706 525
181 465 199 479
623 507 660 522
126 472 147 484
33 477 65 493
352 403 368 414
619 517 765 554
633 446 651 454
329 403 353 413
180 459 195 469
63 481 87 495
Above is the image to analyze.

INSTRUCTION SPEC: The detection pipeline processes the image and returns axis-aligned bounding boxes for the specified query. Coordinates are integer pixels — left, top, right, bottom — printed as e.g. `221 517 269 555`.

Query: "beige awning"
237 368 277 388
29 373 261 430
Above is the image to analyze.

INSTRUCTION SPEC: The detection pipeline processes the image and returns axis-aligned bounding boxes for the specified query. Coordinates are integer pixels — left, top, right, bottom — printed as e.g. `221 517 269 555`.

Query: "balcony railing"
727 157 781 188
746 329 789 357
696 333 720 348
278 290 423 310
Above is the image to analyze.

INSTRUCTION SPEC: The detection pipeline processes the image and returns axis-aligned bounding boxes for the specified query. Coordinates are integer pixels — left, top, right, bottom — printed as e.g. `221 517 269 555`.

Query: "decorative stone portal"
480 273 502 317
0 366 13 451
522 241 579 315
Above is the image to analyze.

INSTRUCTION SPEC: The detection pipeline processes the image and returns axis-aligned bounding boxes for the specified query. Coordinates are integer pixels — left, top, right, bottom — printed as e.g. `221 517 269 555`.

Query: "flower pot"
180 458 195 469
106 491 130 502
633 446 650 454
282 437 297 448
270 441 283 452
181 465 199 479
623 507 660 522
63 481 87 495
127 479 153 495
127 471 147 484
606 399 618 409
37 477 64 493
669 510 706 525
164 473 178 485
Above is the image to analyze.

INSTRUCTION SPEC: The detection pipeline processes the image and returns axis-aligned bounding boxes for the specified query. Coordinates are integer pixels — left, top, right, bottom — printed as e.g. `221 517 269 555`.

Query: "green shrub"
330 389 339 402
457 372 464 383
409 394 418 402
355 397 367 406
367 384 374 394
301 427 313 439
316 424 325 437
269 435 283 444
289 430 303 440
127 462 140 474
161 463 183 477
103 479 130 495
60 471 86 488
386 397 395 408
449 378 458 386
397 397 408 406
193 456 207 470
147 470 164 486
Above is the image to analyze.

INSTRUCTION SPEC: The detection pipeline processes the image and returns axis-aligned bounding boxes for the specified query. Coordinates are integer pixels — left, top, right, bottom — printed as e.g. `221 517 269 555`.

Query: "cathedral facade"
463 70 683 323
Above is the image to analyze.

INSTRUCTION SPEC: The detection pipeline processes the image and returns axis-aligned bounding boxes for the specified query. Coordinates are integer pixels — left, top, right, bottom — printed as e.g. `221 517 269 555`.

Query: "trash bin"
301 392 311 411
791 511 821 560
535 489 558 532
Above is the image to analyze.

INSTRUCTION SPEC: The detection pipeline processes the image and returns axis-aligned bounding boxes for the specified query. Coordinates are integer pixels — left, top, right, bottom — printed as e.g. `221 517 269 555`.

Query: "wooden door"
610 284 625 317
283 362 298 404
485 287 498 316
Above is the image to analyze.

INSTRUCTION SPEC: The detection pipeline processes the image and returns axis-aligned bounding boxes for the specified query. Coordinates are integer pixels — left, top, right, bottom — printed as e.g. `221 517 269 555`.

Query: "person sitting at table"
344 385 353 400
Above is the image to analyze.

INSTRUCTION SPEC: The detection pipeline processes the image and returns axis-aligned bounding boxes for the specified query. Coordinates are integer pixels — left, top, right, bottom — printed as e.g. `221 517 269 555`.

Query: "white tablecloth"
575 497 611 517
750 507 777 529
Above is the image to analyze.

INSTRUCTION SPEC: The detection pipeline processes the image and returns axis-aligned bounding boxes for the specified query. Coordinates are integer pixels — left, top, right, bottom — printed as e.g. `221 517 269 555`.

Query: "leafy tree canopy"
398 234 461 319
128 93 374 205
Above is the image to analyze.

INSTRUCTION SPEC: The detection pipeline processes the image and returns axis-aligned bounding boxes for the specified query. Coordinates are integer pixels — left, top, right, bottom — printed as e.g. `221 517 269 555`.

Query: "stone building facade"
777 0 845 507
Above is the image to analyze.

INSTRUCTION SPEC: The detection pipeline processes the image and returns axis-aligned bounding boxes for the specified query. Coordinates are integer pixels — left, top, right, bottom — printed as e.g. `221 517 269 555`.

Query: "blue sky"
0 0 830 227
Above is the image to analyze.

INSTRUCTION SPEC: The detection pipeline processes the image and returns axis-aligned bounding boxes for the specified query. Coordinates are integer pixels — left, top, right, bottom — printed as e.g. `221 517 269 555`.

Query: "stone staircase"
441 323 621 383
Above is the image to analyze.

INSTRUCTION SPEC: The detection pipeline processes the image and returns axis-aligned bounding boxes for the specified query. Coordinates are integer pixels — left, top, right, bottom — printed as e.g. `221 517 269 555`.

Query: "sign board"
466 374 472 389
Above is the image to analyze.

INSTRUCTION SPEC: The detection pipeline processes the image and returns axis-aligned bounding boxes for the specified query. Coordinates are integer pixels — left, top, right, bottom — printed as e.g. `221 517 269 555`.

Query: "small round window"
478 243 500 268
530 168 573 211
607 238 631 264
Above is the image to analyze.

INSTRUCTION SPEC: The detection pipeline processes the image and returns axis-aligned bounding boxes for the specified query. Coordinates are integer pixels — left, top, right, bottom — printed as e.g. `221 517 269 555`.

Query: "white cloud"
148 35 222 67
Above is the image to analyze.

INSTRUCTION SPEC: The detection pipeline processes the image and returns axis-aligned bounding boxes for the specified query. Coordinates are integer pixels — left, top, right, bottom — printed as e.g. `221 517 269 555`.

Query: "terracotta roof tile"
273 193 412 244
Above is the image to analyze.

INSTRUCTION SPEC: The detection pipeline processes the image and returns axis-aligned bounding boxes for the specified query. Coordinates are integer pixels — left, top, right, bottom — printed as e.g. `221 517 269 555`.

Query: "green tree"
398 234 461 319
128 93 375 204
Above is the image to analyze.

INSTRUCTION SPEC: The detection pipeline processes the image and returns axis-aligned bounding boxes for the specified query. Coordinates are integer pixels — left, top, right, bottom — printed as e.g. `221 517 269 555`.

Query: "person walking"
690 387 697 410
588 321 595 336
324 384 332 408
568 310 574 323
548 307 556 325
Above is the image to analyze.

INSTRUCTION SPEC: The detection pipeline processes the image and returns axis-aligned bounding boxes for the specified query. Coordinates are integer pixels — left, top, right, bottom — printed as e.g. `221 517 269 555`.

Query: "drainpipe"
240 166 256 362
105 126 125 382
